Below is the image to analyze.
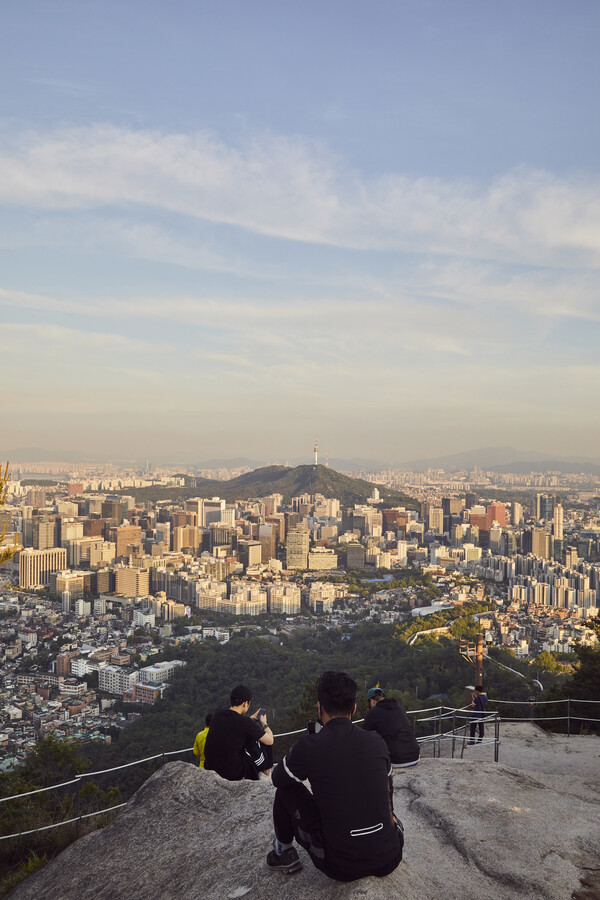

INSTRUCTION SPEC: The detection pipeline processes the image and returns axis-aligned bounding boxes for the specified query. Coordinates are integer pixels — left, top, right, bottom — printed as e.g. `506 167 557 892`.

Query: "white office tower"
512 502 523 526
222 506 236 526
75 598 92 617
94 596 107 616
62 591 71 614
553 504 564 540
203 498 226 527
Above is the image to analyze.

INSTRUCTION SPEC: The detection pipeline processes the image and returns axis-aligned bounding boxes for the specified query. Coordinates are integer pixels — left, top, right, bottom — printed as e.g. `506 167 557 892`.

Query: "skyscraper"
286 526 310 569
553 504 564 540
428 507 444 534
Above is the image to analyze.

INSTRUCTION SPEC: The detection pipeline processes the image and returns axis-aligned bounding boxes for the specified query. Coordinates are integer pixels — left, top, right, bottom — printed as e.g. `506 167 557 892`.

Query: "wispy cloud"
0 321 162 354
2 124 600 267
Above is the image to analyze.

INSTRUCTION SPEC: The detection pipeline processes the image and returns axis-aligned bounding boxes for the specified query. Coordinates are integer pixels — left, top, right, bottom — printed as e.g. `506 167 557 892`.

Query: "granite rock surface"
9 726 600 900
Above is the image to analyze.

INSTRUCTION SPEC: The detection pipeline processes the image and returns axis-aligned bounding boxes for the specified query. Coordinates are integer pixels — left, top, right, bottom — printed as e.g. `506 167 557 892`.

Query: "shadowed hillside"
118 465 418 508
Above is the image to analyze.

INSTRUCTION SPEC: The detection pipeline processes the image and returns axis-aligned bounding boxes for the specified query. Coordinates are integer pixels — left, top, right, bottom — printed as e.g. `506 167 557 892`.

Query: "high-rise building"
203 498 226 527
60 519 84 546
185 498 204 522
114 567 149 597
19 547 67 589
564 546 579 568
502 531 517 556
486 502 506 530
267 583 301 614
110 524 143 558
172 525 200 553
428 507 444 534
101 499 122 523
26 488 46 509
511 502 523 526
258 524 276 563
553 504 564 540
33 517 57 550
531 529 551 559
307 548 338 570
237 539 262 569
83 518 106 538
346 542 366 569
536 494 554 520
488 524 503 553
285 527 310 569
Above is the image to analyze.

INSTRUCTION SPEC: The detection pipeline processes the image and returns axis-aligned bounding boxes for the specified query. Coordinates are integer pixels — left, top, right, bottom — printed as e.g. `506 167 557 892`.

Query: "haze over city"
2 1 600 461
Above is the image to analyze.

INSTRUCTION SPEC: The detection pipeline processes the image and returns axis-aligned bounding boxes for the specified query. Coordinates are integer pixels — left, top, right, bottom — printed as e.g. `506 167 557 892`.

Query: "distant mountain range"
402 446 600 473
5 446 600 476
489 459 600 476
3 448 381 471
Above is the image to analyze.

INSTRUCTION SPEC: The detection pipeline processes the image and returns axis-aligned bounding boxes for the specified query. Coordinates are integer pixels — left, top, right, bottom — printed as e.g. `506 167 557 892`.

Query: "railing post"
437 707 442 758
494 714 500 763
75 778 81 837
567 698 571 737
451 711 456 759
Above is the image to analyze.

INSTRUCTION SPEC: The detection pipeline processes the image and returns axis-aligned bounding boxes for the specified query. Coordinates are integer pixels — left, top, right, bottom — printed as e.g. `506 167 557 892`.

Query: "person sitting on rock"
193 713 213 769
363 686 420 768
204 685 273 781
267 670 404 880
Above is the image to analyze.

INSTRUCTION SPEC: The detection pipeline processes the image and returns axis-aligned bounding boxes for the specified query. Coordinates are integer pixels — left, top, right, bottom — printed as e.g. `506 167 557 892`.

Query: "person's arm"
272 741 308 788
362 708 375 731
192 733 201 756
259 724 274 746
245 714 274 746
250 708 275 746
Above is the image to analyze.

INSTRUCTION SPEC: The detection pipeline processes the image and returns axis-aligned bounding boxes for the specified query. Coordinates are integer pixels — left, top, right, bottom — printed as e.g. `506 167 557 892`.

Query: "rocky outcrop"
9 726 600 900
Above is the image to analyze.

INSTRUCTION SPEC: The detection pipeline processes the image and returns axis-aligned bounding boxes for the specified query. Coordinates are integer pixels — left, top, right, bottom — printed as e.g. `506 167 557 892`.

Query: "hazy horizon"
2 2 599 460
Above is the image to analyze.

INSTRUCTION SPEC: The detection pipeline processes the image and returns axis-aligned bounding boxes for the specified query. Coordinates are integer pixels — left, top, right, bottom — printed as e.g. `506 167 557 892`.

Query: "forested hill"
81 624 538 772
117 464 419 508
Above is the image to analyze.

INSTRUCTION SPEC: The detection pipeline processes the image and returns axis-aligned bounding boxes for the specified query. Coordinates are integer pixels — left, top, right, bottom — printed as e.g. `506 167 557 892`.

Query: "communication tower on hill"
314 438 318 466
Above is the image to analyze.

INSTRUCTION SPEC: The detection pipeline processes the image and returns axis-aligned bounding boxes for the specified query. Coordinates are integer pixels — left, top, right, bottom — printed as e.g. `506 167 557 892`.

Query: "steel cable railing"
0 697 596 840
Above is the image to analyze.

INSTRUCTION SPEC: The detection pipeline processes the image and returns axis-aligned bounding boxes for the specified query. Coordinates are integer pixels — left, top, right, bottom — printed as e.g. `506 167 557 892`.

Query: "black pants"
470 718 484 741
273 783 402 882
243 741 273 779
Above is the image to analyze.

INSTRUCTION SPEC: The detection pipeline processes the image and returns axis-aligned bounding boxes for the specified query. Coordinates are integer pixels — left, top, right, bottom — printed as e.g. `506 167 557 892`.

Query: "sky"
1 0 600 464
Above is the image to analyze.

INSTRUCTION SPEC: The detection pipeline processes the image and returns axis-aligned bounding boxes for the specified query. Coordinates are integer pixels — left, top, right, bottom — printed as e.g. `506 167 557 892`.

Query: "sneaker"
267 845 301 871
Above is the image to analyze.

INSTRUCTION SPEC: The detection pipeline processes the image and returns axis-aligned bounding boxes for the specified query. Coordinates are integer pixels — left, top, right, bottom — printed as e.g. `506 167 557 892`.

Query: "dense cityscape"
1 451 598 769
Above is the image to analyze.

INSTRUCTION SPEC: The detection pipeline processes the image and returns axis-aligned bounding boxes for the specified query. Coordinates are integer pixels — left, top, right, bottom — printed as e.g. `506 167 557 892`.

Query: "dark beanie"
230 684 252 706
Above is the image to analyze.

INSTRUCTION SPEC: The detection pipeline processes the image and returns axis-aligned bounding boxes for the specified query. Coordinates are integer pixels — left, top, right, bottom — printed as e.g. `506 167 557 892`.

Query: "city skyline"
2 1 600 460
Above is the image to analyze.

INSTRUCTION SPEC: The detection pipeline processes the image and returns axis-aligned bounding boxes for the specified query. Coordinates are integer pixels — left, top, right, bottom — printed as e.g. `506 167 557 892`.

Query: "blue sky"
1 0 600 463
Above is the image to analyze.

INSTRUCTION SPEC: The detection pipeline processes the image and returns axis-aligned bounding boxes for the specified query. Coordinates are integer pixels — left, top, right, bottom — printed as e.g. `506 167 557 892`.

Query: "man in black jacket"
267 671 403 881
363 687 420 768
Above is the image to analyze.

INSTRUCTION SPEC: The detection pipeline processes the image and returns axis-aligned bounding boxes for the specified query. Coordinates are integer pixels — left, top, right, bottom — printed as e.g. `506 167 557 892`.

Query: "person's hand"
250 708 260 720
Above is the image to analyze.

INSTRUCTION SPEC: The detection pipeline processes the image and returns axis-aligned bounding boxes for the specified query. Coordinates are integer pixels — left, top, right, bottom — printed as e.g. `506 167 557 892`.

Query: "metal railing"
1 697 597 841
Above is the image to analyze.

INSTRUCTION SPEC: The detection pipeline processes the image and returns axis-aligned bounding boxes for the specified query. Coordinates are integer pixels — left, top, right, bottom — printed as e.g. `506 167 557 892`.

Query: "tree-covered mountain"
120 464 419 508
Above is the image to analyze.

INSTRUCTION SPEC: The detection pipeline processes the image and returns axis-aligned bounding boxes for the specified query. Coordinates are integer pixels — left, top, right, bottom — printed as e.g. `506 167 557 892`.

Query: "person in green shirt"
193 713 213 768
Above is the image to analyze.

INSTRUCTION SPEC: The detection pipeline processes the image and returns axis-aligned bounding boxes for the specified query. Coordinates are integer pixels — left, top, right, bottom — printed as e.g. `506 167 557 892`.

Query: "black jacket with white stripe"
272 716 402 879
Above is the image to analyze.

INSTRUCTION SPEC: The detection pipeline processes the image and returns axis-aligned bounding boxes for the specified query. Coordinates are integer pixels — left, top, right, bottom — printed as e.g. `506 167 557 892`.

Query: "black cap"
230 685 252 706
